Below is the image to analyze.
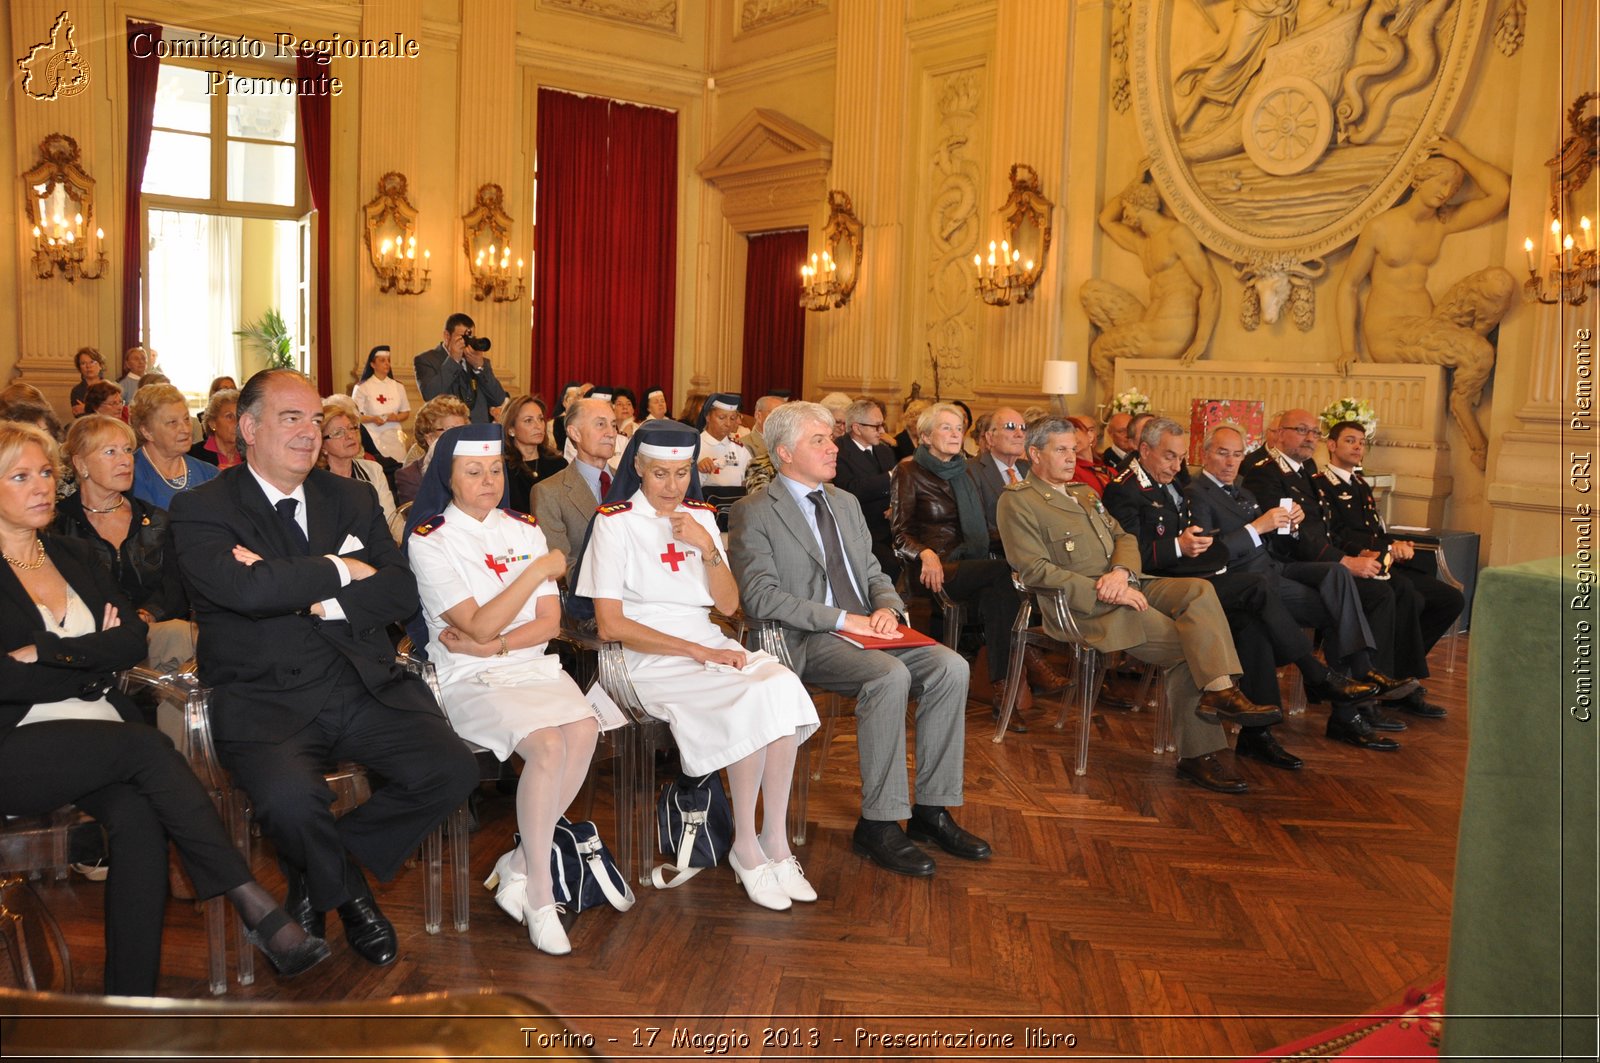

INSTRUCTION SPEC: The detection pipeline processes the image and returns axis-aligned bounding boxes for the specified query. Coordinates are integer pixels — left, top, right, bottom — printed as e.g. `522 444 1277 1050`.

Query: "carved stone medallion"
1130 0 1490 264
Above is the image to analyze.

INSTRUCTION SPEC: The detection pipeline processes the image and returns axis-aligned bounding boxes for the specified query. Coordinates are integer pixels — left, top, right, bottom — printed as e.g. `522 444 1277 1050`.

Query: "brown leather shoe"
1022 645 1071 694
1176 753 1248 793
1195 686 1284 727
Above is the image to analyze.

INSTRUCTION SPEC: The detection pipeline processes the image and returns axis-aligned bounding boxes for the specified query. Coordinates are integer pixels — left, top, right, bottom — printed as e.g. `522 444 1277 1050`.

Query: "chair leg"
1279 666 1307 716
1151 671 1174 754
202 895 228 995
992 600 1035 743
229 795 254 988
810 697 840 782
610 727 638 889
788 746 811 847
422 823 443 935
1072 649 1102 776
448 803 471 932
0 876 72 993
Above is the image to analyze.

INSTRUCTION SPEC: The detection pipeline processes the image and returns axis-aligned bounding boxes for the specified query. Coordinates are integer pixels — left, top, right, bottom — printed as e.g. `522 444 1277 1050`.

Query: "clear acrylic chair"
0 808 95 992
1411 541 1468 674
993 578 1172 775
752 620 843 847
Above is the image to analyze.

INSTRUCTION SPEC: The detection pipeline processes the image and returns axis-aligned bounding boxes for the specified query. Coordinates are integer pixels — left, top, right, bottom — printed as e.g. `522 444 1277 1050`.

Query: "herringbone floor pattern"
21 636 1471 1058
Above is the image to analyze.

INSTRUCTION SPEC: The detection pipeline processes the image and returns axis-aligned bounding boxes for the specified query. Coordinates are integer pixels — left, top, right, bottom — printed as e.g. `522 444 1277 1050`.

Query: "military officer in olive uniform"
996 416 1283 794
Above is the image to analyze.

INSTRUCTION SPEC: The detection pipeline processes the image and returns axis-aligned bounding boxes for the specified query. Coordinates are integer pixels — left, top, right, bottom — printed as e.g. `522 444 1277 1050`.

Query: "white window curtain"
146 210 242 393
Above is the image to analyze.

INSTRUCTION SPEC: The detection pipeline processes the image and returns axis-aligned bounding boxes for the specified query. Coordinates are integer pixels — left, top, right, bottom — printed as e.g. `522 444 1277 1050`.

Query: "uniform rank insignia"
597 501 632 516
411 516 445 537
1063 535 1076 552
503 509 539 526
1156 522 1167 536
1337 491 1353 502
682 498 717 513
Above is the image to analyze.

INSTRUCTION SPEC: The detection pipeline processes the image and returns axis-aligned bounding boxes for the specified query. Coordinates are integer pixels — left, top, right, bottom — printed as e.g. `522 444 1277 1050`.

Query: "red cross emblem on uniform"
659 542 688 571
376 394 389 404
484 552 508 580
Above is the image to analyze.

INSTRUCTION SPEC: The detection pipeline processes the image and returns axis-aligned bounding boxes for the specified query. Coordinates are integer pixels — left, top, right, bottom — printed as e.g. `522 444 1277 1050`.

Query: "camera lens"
468 336 492 352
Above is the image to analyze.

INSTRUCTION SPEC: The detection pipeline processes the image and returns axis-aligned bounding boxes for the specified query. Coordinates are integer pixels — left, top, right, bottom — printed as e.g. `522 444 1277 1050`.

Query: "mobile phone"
1277 498 1294 534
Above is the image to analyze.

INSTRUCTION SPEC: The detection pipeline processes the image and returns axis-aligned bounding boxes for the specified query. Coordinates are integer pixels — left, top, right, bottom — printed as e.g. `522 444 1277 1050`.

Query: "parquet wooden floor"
13 636 1472 1059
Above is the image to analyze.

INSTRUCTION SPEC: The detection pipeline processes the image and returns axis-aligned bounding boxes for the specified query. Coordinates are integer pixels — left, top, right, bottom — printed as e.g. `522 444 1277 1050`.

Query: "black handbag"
652 771 734 889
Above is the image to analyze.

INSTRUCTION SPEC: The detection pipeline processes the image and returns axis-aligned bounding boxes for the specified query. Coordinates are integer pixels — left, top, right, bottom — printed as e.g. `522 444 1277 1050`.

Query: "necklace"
154 453 189 490
82 494 127 514
3 536 46 570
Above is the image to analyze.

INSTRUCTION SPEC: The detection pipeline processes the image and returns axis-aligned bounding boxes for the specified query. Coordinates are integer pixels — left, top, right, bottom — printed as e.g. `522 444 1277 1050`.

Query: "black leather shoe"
337 895 398 966
1195 686 1283 727
1395 687 1448 718
1364 706 1407 732
1304 671 1379 706
906 806 992 861
1326 713 1401 751
993 706 1028 734
851 818 936 877
1360 670 1420 701
282 864 325 938
1176 753 1248 793
1235 729 1303 770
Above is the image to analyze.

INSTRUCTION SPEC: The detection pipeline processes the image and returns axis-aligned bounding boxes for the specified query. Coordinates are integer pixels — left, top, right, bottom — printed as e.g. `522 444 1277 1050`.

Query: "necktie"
1221 482 1240 501
599 470 612 499
1004 466 1019 485
1165 482 1187 523
807 491 868 615
275 498 309 555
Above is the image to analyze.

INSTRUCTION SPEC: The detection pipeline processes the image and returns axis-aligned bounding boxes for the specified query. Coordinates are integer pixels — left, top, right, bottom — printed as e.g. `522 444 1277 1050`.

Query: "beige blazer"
531 462 600 584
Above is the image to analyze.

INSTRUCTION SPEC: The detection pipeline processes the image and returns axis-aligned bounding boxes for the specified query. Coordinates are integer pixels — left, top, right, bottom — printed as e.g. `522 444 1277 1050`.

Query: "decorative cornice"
538 0 678 35
738 0 827 36
712 41 835 88
905 0 996 45
515 40 705 96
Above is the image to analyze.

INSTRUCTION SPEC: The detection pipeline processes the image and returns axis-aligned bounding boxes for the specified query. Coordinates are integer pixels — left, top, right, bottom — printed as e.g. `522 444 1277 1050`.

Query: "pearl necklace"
3 536 46 570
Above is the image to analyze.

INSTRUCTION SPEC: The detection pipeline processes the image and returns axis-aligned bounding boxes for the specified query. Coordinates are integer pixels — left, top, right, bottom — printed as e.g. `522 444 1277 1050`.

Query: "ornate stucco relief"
539 0 677 33
925 68 983 397
740 0 827 34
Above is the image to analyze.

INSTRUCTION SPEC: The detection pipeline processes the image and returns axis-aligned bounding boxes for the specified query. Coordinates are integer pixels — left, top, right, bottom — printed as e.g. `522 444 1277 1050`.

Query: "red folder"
830 624 938 651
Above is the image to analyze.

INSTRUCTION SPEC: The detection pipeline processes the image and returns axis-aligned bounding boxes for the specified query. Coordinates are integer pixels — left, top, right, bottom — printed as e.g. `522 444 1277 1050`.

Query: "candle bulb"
1525 237 1536 272
1583 216 1594 252
517 258 524 278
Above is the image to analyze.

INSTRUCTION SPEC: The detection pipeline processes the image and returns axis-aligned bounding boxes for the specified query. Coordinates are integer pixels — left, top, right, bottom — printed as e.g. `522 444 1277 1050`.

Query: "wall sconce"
22 133 105 283
1524 92 1599 307
462 183 525 304
799 190 863 312
974 163 1052 307
363 171 431 296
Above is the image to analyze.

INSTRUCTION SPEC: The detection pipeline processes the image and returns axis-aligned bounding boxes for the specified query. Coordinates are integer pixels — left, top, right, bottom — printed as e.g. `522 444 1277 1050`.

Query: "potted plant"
234 309 296 370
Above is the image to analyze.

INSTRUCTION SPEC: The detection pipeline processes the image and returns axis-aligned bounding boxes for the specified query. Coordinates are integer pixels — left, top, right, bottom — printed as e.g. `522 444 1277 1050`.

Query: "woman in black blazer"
0 422 327 995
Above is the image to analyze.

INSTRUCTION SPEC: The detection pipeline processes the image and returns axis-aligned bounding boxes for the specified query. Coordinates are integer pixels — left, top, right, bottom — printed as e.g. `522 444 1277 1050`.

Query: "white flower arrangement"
1319 397 1378 441
1109 388 1152 416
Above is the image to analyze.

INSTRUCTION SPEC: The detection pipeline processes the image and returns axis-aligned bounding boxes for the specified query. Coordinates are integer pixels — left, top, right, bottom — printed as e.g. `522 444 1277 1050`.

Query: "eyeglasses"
1282 424 1322 438
997 421 1025 431
858 422 886 430
324 428 353 440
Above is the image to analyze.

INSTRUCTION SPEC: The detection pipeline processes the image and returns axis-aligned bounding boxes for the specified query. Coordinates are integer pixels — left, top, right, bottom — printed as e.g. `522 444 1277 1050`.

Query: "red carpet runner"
1242 980 1444 1061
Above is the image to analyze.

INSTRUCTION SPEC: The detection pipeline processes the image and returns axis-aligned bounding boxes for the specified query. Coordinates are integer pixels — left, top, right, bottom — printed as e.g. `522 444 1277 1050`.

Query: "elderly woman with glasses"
316 403 397 528
891 403 1058 715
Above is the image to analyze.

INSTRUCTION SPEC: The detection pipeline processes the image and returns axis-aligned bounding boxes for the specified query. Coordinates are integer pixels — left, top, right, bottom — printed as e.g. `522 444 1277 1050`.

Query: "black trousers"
1205 570 1311 708
1393 562 1465 674
217 671 478 912
0 720 253 996
942 557 1021 681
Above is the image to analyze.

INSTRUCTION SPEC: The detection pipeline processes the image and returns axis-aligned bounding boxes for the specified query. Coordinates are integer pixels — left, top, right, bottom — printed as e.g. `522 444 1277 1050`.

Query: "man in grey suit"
413 312 472 402
966 406 1030 548
729 401 988 878
532 397 617 584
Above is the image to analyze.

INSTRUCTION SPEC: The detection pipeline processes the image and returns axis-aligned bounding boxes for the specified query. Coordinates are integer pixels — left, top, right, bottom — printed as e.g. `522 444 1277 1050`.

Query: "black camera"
466 335 492 353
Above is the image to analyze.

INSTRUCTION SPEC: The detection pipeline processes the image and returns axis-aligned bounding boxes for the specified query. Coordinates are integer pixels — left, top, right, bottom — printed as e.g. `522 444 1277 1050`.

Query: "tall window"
141 59 307 395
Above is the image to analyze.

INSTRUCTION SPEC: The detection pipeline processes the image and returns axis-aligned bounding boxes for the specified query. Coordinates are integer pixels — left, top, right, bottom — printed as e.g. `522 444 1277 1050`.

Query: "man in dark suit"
966 406 1029 549
832 398 901 582
413 312 472 402
532 396 618 585
730 401 984 878
1241 410 1427 718
171 370 478 967
1102 411 1133 469
1313 421 1461 718
1102 418 1371 768
1186 424 1412 750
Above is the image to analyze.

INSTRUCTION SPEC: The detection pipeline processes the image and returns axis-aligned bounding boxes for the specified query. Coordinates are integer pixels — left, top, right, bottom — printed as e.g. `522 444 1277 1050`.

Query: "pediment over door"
698 109 832 232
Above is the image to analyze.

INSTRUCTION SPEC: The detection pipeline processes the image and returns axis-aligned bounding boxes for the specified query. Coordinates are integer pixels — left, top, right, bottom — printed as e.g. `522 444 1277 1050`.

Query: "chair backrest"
1011 573 1089 646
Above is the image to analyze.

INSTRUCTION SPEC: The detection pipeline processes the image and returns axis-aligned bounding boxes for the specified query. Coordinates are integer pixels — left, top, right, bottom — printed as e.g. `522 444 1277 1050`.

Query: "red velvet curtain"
296 53 332 389
121 22 161 363
532 89 677 403
740 229 808 400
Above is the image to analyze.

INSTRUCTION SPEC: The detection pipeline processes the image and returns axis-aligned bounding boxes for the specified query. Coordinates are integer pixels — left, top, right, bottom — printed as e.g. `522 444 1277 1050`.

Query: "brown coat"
890 457 964 561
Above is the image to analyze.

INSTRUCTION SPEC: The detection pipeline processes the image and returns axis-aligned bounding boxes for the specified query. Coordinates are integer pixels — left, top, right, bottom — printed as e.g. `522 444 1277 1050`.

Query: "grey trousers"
797 636 970 821
1118 578 1233 759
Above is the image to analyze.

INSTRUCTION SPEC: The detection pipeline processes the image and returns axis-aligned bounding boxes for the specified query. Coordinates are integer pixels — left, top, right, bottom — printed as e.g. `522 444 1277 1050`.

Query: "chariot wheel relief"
1242 76 1332 177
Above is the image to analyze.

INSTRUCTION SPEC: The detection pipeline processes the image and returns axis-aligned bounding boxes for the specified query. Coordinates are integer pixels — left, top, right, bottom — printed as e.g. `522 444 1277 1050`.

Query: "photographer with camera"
417 312 507 424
